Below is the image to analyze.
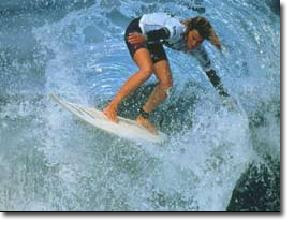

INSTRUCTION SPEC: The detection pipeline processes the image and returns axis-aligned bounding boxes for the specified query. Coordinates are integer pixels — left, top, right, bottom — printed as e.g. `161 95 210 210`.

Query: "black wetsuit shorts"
124 17 168 63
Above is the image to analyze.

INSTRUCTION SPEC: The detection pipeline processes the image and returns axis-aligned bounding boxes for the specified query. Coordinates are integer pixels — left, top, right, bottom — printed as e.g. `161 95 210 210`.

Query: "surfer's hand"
128 32 146 45
221 96 238 112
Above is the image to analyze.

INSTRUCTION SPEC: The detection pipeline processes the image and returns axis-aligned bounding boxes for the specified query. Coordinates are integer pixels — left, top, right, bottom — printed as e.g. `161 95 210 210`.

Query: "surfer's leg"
135 59 172 135
142 59 173 113
103 48 153 122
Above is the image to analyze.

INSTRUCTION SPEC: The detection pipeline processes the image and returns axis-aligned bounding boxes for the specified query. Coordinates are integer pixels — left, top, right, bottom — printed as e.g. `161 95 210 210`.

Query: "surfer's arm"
128 28 170 45
191 45 230 98
205 69 230 97
144 28 171 42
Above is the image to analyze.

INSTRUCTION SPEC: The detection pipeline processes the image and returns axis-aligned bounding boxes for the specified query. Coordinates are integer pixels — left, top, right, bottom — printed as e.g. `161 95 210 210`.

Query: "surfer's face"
187 30 204 50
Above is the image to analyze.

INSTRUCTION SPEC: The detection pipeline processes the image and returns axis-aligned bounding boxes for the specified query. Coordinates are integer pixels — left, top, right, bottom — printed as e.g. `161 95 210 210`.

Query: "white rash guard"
138 13 212 72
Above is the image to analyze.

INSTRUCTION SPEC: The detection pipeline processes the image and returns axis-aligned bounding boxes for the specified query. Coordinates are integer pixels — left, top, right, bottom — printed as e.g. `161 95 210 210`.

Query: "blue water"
0 0 280 211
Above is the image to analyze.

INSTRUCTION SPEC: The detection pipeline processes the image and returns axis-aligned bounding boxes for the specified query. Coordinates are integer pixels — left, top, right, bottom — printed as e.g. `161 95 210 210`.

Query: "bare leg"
143 60 173 113
136 60 173 134
103 48 153 122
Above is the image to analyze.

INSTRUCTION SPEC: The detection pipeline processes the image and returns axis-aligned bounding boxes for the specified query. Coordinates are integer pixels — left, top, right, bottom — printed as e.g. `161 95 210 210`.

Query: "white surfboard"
49 93 167 144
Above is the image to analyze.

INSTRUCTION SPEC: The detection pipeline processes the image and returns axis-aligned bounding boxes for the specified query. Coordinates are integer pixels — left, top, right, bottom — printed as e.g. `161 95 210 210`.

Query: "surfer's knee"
139 65 153 79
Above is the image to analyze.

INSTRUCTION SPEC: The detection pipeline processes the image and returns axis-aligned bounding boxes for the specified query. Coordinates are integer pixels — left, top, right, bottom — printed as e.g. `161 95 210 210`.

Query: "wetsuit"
125 13 211 72
124 13 230 97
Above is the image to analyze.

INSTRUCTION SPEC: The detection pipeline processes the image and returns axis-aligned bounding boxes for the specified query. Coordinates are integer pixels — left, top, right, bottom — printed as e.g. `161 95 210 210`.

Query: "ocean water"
0 0 280 211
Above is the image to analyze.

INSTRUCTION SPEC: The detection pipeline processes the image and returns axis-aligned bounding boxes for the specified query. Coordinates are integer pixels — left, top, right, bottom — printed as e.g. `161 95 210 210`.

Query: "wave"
0 0 280 210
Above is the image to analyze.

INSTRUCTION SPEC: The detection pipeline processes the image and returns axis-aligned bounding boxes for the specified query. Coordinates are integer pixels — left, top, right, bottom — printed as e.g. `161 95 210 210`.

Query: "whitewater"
0 0 280 211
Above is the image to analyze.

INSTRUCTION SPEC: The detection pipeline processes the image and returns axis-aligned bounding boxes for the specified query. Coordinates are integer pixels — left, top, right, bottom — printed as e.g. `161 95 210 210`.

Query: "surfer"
103 13 231 134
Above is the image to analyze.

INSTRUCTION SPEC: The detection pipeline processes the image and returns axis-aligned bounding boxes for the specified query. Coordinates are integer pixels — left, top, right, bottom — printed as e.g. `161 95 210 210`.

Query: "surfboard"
49 93 167 144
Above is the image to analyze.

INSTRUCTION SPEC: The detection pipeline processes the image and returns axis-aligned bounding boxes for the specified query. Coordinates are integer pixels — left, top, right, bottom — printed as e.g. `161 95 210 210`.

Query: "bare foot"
136 115 158 135
103 104 118 122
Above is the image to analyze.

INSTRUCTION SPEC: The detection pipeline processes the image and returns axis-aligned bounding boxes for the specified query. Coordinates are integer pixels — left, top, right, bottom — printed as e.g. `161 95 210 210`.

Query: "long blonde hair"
186 16 221 50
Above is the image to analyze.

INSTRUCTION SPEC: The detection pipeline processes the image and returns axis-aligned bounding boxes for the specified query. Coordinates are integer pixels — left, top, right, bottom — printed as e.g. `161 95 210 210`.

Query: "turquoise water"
0 0 280 211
